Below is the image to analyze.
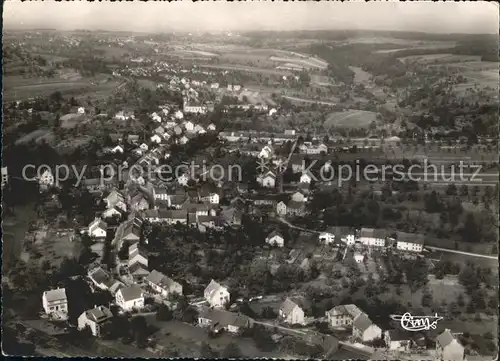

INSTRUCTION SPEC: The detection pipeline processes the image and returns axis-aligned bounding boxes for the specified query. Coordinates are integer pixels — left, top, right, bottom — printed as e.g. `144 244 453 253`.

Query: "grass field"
3 75 122 102
324 110 377 128
397 53 482 64
349 66 372 84
14 129 52 145
2 204 38 273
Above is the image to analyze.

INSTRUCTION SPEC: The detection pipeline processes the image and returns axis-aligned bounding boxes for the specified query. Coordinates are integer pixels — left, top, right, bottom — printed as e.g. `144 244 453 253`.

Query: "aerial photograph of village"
1 1 498 359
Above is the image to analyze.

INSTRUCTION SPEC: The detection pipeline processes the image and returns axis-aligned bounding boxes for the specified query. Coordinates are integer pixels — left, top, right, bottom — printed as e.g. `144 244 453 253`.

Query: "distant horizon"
3 0 499 35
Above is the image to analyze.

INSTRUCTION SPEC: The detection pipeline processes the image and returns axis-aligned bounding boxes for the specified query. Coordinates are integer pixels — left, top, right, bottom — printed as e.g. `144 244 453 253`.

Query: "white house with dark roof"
358 228 386 247
257 171 276 188
276 201 287 216
279 298 305 325
78 306 113 337
300 172 312 184
198 308 251 334
146 270 183 298
394 232 425 253
265 230 284 247
436 329 464 361
326 304 363 328
204 279 230 308
116 285 144 311
88 218 107 239
42 288 68 319
103 206 124 220
352 313 382 342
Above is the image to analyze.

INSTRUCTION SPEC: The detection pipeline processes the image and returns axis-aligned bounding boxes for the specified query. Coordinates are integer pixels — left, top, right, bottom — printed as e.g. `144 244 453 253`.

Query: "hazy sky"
3 0 499 34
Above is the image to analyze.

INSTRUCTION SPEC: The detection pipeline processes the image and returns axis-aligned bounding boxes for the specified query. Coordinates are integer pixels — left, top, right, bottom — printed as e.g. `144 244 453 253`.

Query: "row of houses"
318 227 425 253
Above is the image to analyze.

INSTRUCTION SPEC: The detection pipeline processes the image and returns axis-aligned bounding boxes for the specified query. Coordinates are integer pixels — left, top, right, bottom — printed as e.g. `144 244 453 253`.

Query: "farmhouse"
87 266 124 294
276 201 287 216
87 218 107 239
279 298 306 325
198 308 251 334
352 313 382 342
358 228 386 247
394 232 425 253
265 230 284 247
436 329 465 361
42 288 68 319
146 270 183 298
77 306 113 337
115 285 145 312
326 304 363 328
257 171 276 188
204 279 230 308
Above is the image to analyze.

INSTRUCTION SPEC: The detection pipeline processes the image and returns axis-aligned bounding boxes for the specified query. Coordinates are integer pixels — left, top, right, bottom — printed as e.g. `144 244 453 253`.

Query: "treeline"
61 56 112 76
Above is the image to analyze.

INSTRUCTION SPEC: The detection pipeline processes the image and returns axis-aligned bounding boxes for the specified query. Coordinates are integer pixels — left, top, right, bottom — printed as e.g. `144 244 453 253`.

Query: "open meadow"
3 74 123 102
324 110 377 128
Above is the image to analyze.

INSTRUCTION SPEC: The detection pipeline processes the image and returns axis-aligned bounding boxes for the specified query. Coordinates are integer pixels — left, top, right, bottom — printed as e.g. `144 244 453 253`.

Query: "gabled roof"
360 228 386 239
44 288 67 302
436 329 461 349
280 298 301 317
199 308 250 328
146 270 181 291
327 304 363 319
353 313 373 332
118 285 143 302
396 231 425 245
88 266 111 285
324 226 354 236
129 262 150 275
85 306 113 323
205 279 227 298
266 230 283 241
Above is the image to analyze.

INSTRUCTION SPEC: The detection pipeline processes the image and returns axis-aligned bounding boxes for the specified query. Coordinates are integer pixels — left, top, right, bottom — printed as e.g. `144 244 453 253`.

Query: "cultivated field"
198 64 292 76
14 129 52 145
324 110 377 128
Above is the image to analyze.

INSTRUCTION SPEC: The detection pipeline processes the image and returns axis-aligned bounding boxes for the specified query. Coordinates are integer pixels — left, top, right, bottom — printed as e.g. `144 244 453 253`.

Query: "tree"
445 183 458 196
421 292 433 308
461 213 479 243
156 304 173 321
222 342 243 358
130 316 148 348
252 325 276 352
